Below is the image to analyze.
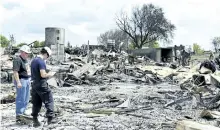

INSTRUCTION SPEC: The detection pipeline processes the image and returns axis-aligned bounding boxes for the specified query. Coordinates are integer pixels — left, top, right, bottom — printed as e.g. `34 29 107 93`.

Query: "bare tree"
97 29 129 50
212 37 220 52
116 4 175 49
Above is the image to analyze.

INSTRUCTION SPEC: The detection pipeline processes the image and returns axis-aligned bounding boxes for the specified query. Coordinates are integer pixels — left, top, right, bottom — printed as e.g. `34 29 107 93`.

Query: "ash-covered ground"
1 81 219 130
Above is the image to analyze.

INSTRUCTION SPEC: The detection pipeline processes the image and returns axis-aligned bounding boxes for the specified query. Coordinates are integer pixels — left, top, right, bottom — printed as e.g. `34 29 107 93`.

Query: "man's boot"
16 115 30 125
33 118 41 127
47 117 59 125
16 116 23 125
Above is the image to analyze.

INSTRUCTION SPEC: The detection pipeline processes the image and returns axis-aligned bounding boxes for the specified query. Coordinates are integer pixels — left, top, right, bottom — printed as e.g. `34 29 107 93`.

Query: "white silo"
45 27 65 63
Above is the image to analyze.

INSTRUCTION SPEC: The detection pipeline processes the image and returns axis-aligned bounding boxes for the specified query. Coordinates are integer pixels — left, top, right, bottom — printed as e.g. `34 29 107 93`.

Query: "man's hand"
40 69 56 78
48 71 56 77
17 82 22 88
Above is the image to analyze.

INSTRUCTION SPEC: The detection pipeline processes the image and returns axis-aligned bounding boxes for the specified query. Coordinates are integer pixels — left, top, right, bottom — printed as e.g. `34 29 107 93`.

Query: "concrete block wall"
128 48 158 61
128 47 174 62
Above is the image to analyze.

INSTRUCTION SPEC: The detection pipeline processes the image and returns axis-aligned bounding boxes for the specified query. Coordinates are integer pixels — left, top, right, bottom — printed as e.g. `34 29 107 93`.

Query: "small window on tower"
57 37 59 40
56 30 60 34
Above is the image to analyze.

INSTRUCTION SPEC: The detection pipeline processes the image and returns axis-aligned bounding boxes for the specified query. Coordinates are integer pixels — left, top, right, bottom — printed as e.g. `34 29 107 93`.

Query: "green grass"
191 54 218 61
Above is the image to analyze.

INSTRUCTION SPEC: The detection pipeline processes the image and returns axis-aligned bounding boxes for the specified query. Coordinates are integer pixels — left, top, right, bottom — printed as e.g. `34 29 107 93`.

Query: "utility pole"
9 34 15 56
87 40 90 63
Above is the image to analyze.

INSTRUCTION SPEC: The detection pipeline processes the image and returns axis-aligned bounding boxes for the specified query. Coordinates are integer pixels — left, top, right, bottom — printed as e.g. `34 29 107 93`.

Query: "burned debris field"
1 47 220 130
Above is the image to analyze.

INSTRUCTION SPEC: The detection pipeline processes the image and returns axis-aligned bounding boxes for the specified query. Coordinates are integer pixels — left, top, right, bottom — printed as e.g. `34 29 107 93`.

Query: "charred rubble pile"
52 51 178 87
1 54 13 83
177 60 220 110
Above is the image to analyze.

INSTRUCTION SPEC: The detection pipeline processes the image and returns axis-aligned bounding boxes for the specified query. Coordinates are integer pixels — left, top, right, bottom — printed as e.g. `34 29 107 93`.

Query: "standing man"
176 50 181 65
13 45 32 124
209 52 215 61
30 47 57 127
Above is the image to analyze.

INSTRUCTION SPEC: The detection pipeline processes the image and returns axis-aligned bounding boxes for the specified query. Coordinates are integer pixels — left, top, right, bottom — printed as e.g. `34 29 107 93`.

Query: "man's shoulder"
32 57 45 64
13 56 21 61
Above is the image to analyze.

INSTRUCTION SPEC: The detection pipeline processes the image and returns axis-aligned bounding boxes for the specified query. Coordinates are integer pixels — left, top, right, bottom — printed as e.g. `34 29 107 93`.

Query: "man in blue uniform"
30 47 57 127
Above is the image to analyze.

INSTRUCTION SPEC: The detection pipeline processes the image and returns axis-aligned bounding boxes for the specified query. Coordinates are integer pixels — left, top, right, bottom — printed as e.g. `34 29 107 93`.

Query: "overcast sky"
0 0 220 50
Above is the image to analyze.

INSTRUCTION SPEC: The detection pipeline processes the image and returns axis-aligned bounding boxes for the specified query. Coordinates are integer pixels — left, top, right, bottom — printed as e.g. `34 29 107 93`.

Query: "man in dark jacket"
30 47 57 127
215 54 220 69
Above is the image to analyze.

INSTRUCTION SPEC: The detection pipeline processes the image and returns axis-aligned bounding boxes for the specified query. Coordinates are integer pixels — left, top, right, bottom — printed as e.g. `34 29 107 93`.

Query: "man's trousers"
31 80 54 118
14 78 31 116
